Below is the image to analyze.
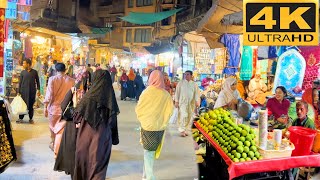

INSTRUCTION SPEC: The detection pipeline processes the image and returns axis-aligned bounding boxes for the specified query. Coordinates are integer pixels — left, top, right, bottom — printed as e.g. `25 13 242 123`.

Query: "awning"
221 11 243 26
12 25 72 40
91 27 113 34
145 39 173 54
197 0 243 42
120 8 183 25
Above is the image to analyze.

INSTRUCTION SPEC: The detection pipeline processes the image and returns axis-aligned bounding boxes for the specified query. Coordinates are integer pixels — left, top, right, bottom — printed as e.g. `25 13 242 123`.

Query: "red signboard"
0 9 4 77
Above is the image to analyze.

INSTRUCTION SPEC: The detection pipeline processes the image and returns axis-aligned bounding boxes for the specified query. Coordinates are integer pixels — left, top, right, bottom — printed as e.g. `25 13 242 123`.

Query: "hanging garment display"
257 46 269 60
300 45 320 90
273 49 306 93
0 99 17 173
220 34 240 75
251 47 258 78
259 60 268 83
268 46 278 59
239 46 253 81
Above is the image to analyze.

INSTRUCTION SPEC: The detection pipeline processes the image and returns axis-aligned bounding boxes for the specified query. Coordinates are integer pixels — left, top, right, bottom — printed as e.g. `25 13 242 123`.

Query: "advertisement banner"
18 0 32 6
243 0 319 46
17 5 30 21
5 2 17 19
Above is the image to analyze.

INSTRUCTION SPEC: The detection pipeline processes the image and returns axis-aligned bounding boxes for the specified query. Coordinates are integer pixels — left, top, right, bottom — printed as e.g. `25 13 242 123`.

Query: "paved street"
1 90 198 180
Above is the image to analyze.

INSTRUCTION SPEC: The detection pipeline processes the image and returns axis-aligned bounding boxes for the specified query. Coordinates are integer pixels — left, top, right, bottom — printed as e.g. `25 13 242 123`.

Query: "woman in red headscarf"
120 71 129 100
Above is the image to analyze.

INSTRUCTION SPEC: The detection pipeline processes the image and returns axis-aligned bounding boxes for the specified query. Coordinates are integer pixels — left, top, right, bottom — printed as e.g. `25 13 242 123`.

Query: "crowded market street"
1 88 198 180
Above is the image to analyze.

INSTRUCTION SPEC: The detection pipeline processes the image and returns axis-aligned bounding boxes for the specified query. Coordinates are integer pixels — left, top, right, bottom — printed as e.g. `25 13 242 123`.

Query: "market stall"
193 108 320 180
195 122 320 179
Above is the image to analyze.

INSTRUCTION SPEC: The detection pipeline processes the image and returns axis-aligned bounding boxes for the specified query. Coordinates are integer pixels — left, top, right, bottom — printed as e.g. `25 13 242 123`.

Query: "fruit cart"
194 122 320 180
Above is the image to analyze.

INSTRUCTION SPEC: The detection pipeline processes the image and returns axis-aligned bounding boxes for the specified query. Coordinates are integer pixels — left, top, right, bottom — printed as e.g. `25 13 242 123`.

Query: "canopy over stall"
197 0 243 48
120 8 183 25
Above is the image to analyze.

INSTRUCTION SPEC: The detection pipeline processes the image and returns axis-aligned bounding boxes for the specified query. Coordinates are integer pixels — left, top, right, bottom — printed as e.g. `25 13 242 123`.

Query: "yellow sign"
243 0 319 46
0 0 7 9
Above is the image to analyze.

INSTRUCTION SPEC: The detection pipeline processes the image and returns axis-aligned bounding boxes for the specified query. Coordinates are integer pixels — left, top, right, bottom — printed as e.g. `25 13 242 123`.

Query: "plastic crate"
258 141 295 159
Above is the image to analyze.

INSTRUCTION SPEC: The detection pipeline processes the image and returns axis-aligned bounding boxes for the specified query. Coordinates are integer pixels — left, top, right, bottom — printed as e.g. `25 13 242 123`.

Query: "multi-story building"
95 0 125 49
29 0 80 33
122 0 177 49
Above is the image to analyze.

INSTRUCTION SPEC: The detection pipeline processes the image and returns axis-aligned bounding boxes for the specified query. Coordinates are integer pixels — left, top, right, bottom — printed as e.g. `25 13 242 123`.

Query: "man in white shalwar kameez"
175 70 200 137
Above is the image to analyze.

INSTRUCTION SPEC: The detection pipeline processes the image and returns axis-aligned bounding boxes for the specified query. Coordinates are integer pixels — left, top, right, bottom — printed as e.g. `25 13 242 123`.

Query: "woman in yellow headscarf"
128 68 136 81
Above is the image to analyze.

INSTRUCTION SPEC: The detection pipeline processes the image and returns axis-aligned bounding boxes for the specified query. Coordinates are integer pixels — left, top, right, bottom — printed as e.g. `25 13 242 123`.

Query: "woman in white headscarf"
214 77 241 110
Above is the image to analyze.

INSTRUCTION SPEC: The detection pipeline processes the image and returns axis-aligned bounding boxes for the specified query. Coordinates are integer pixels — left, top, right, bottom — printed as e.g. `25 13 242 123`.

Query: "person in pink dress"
201 75 215 90
44 63 75 158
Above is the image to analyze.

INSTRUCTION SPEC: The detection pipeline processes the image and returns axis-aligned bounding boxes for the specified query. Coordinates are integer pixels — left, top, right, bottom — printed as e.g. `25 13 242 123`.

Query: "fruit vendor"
247 74 269 104
266 86 291 129
214 77 241 110
291 101 315 129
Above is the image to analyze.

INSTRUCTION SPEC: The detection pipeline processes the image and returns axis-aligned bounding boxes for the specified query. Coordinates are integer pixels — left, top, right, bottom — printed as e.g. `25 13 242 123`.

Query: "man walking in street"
17 58 40 124
44 63 75 156
175 70 200 137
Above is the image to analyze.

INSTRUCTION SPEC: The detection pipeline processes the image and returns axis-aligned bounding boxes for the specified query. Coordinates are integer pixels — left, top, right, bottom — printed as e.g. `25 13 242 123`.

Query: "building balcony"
97 5 113 17
161 0 175 8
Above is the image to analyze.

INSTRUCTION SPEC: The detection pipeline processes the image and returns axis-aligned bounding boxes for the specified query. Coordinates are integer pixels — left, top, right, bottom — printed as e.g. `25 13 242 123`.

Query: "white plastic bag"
11 95 28 115
169 108 179 124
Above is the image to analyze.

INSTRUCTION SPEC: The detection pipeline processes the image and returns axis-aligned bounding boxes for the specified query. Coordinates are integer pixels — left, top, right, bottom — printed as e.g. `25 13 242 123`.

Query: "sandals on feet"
16 119 23 123
180 132 187 137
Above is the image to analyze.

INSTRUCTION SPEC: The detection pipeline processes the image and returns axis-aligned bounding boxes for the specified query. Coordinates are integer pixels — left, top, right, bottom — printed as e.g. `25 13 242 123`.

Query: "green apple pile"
192 129 203 142
197 108 262 162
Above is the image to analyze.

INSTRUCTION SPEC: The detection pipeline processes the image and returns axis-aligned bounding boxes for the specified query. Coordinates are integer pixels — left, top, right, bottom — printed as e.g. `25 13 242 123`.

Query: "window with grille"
136 0 153 7
134 29 151 43
126 29 132 43
128 0 133 8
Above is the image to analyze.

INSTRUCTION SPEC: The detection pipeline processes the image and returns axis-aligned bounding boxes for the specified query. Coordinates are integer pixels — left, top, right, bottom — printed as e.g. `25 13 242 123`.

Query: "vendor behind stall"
201 75 215 90
214 77 240 110
292 101 315 129
266 86 291 129
247 73 269 104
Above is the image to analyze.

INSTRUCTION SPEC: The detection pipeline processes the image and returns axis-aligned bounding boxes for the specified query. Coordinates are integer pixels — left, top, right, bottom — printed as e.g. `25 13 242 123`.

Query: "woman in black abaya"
54 70 119 180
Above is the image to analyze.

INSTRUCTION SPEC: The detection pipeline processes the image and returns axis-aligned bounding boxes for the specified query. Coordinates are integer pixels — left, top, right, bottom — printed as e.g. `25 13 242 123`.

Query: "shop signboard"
5 2 17 19
17 5 30 21
18 0 32 6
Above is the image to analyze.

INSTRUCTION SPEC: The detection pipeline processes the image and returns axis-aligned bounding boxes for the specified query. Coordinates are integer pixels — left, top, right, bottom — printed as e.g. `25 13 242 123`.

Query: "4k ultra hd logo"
243 0 319 46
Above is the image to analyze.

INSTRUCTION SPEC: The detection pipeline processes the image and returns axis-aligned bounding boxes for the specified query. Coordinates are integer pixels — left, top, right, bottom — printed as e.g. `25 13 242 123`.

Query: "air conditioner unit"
105 23 113 28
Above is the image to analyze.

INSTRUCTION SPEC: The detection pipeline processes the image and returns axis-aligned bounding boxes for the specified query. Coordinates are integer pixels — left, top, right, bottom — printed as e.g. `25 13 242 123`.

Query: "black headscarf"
75 69 120 129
